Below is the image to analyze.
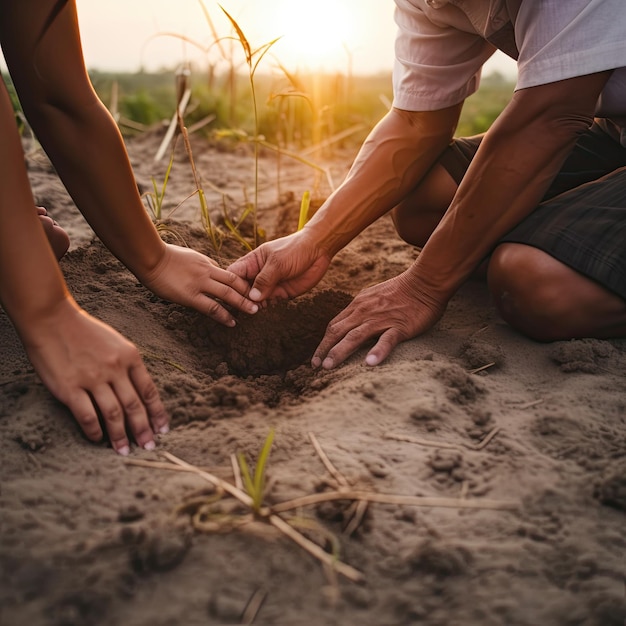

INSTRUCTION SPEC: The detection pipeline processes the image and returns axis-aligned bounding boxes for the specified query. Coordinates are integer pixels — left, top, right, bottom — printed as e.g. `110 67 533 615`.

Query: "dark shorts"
438 123 626 299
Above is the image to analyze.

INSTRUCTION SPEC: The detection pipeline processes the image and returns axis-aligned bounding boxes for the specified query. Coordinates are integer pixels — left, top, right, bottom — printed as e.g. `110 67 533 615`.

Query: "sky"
72 0 518 78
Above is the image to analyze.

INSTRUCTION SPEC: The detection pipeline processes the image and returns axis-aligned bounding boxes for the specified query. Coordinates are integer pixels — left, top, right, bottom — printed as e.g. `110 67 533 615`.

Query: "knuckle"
140 381 162 405
101 404 123 425
121 396 143 416
79 413 101 434
204 299 221 316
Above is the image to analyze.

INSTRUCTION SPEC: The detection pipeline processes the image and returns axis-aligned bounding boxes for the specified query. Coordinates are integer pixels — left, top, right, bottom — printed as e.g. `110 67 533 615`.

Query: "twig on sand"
468 362 496 375
308 432 350 488
385 426 501 453
126 438 517 585
241 587 267 624
231 453 244 491
506 398 544 410
473 426 501 450
308 432 369 536
140 451 364 583
269 488 516 514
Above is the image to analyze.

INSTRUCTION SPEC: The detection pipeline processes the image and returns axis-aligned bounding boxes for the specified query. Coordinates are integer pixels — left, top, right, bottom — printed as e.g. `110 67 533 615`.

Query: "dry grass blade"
308 432 350 488
385 432 462 451
151 452 364 582
473 427 501 451
468 362 496 375
241 587 267 624
267 514 364 583
231 453 244 491
385 426 501 452
155 88 191 162
161 451 254 507
270 490 517 514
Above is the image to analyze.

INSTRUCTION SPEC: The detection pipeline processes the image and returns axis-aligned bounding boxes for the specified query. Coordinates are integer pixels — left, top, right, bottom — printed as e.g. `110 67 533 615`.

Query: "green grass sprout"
297 190 311 231
237 429 275 515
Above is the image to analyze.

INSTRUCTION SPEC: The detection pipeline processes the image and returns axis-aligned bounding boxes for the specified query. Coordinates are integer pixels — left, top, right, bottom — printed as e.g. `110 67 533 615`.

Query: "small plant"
237 429 275 514
297 190 311 231
143 146 175 222
218 4 280 248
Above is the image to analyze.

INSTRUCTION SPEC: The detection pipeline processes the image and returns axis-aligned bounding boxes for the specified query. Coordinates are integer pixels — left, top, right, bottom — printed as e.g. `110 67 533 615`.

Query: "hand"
22 299 169 455
312 272 447 369
139 243 259 326
228 231 331 302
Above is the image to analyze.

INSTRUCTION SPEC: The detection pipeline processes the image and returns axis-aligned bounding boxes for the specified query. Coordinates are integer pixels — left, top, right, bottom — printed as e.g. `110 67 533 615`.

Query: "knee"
487 244 576 341
391 164 457 248
391 199 428 247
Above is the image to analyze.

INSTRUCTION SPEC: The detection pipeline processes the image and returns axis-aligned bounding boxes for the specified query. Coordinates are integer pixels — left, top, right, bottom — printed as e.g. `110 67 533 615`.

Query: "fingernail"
117 445 130 457
322 357 334 370
249 288 262 301
144 440 156 451
311 356 321 368
227 319 236 327
249 304 259 314
366 354 379 366
158 424 170 435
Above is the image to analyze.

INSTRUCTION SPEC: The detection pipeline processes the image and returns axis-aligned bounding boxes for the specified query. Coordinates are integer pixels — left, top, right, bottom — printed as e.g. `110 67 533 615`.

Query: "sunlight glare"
268 0 355 72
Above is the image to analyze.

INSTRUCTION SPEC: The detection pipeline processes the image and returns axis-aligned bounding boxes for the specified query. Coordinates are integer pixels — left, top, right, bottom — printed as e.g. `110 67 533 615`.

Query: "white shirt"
392 0 626 144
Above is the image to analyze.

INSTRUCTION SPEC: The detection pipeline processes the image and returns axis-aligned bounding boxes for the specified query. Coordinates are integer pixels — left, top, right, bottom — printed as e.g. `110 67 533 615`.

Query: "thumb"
249 263 280 301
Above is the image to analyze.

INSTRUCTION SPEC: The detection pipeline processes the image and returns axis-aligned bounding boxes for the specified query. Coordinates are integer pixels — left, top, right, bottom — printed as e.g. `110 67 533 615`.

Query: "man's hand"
139 244 259 326
228 231 332 302
22 300 169 455
312 271 447 369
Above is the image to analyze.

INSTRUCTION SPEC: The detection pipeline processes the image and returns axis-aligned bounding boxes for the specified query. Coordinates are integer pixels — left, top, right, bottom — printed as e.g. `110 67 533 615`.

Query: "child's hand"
139 244 259 326
22 299 169 455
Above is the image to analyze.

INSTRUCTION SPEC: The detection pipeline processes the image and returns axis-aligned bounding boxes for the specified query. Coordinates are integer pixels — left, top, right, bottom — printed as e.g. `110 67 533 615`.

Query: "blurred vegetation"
3 65 514 148
87 67 513 145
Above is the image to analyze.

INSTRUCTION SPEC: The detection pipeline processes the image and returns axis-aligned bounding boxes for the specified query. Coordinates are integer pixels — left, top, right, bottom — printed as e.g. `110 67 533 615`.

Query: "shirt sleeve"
392 0 495 111
514 0 626 91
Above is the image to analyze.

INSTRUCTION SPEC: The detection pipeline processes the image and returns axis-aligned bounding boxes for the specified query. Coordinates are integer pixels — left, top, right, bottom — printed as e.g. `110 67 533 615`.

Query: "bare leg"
37 207 70 260
391 164 458 248
488 243 626 340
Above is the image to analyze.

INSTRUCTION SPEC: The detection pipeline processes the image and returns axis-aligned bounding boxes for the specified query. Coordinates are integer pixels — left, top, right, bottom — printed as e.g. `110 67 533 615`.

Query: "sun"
267 0 355 72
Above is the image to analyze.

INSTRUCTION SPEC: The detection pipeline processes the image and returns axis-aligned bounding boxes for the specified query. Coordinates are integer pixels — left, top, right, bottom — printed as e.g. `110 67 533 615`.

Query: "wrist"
122 237 168 285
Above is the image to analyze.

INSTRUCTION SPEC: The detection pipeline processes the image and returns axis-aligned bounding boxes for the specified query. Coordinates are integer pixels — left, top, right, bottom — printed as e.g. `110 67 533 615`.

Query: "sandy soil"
1 127 625 626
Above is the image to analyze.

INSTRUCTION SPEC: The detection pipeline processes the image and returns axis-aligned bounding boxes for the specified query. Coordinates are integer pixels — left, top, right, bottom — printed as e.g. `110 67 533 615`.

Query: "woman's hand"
312 271 447 369
139 243 260 326
22 299 169 455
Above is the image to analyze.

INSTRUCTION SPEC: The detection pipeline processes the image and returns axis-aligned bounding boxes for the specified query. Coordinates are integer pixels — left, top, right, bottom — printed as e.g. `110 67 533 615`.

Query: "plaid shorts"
439 122 626 299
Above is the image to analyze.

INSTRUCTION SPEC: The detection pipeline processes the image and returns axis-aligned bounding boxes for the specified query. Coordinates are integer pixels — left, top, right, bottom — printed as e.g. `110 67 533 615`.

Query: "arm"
0 0 257 325
229 104 463 299
314 71 613 368
0 76 168 454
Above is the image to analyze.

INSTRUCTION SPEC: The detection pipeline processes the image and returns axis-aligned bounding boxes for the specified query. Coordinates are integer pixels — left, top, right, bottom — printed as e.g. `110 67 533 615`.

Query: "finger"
227 251 262 281
90 385 131 455
205 268 259 315
314 321 375 370
129 363 170 436
194 295 239 327
311 308 353 368
65 389 104 443
111 377 156 451
249 260 281 302
364 328 404 367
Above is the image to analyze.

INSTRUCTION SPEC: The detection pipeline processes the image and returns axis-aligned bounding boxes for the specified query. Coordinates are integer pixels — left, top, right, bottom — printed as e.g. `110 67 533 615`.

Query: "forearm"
407 73 612 301
305 104 462 257
0 82 70 337
0 0 165 282
25 98 166 280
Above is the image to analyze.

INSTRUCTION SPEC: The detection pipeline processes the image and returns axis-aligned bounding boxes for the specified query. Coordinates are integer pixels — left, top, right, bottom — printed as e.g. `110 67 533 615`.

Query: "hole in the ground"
174 289 353 378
